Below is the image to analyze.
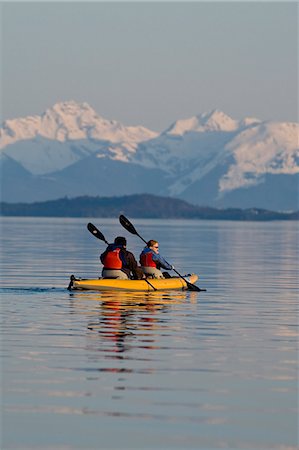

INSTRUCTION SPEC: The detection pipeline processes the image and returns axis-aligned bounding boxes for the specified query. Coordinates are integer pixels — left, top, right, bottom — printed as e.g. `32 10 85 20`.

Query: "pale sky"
1 1 298 131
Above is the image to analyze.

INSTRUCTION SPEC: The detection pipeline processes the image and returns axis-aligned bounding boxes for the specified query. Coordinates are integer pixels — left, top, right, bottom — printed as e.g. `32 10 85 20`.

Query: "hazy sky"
1 1 298 131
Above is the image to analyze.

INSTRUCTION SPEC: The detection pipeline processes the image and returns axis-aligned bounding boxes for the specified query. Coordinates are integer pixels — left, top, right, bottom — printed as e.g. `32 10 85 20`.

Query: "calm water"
0 217 298 450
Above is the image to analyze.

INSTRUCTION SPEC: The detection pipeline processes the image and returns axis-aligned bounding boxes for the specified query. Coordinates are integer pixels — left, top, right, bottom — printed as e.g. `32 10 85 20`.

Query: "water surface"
1 217 298 449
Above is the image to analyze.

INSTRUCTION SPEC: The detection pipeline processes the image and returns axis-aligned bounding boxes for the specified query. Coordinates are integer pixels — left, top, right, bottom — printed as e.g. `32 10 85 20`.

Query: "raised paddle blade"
87 223 109 244
119 215 138 235
119 215 148 244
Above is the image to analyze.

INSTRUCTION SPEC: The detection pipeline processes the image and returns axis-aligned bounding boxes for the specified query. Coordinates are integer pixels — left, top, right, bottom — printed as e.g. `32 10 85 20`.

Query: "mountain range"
1 101 298 211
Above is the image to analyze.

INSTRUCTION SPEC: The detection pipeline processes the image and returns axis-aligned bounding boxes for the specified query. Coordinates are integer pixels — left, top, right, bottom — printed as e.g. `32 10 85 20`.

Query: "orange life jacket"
140 251 156 268
103 248 123 269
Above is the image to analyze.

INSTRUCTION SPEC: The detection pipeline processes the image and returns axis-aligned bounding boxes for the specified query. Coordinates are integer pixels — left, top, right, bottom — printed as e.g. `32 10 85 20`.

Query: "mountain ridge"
1 194 298 220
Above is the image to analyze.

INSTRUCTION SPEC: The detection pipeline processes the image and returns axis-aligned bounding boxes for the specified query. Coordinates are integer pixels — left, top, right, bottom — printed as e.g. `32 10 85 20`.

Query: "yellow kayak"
68 274 198 292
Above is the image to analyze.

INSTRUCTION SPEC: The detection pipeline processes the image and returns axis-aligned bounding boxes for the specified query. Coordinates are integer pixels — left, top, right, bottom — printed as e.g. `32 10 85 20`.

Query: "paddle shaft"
87 223 157 291
119 215 204 292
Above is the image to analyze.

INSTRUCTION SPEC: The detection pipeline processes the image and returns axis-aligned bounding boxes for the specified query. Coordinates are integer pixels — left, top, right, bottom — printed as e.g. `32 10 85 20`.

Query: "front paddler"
139 239 173 278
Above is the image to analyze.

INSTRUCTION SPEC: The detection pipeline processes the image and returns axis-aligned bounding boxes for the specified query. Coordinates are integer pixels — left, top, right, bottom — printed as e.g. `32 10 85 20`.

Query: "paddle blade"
119 215 138 235
87 223 108 244
172 267 201 292
186 281 201 291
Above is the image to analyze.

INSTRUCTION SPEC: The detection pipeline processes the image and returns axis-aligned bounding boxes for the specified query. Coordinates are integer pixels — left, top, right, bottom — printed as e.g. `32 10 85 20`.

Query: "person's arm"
125 251 138 271
125 251 144 279
139 247 147 265
152 253 172 270
100 250 107 264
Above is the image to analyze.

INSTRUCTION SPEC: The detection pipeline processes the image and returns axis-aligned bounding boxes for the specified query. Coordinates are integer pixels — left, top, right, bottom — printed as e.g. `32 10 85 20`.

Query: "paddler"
100 236 144 279
139 240 173 278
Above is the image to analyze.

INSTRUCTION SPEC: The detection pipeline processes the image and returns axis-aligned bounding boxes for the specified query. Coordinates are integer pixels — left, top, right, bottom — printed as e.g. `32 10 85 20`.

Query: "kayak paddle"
87 222 157 291
87 222 109 244
119 215 205 292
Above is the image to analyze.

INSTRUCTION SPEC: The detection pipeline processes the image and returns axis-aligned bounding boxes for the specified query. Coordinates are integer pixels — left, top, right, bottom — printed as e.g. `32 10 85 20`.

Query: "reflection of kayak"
68 274 198 292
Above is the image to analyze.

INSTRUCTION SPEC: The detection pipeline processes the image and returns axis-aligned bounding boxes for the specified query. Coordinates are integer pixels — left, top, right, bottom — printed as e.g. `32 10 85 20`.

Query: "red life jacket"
140 251 156 268
103 248 123 269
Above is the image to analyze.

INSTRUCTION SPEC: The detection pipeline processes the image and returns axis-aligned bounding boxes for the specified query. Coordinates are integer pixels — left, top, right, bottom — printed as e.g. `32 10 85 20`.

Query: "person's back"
140 240 172 278
101 237 143 279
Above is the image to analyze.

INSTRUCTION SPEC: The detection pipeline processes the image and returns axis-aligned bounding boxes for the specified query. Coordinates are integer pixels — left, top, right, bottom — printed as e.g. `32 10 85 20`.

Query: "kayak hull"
68 274 198 292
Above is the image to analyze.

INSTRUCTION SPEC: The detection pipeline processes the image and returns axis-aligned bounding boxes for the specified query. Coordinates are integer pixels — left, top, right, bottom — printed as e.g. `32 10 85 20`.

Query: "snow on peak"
39 100 157 143
39 100 102 141
51 100 95 116
219 121 299 192
198 110 239 131
0 100 157 149
165 109 239 135
0 115 42 148
239 116 261 128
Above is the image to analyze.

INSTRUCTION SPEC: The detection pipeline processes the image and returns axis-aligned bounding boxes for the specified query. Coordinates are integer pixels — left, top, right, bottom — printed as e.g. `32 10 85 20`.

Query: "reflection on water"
73 290 196 357
1 217 298 450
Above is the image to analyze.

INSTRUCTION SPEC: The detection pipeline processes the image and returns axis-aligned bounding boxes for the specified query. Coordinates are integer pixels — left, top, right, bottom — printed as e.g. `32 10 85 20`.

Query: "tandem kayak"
68 274 199 292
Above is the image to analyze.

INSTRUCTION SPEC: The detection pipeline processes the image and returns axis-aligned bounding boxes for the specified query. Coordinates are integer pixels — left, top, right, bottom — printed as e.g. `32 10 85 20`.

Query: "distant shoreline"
0 194 298 221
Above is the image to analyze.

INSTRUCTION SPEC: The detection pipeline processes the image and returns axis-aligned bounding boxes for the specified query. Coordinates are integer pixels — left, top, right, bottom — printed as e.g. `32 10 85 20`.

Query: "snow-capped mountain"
165 109 243 134
0 101 157 174
1 101 298 211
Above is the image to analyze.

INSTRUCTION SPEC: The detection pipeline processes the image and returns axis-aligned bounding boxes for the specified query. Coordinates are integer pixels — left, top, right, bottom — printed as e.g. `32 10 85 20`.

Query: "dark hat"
114 236 127 246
